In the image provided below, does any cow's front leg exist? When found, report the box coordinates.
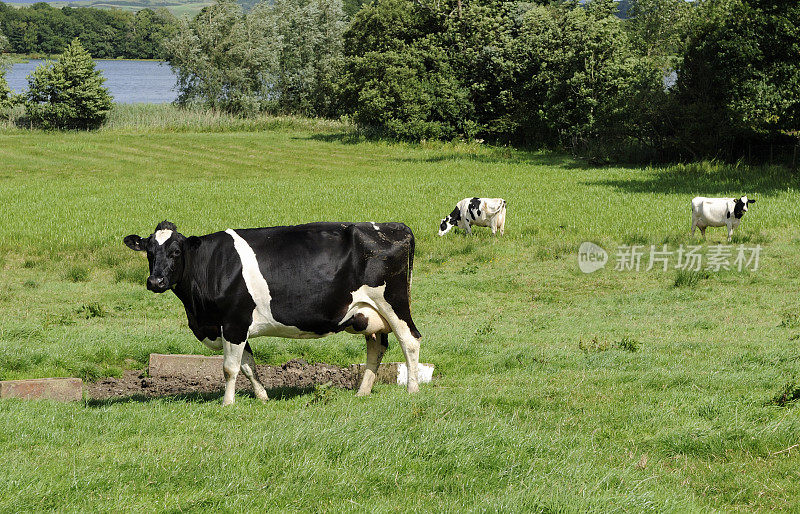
[222,339,247,406]
[727,224,734,242]
[240,342,269,402]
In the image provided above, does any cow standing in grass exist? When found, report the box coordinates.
[124,221,422,406]
[438,197,507,236]
[691,196,755,242]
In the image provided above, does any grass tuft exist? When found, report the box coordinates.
[65,265,89,282]
[767,381,800,407]
[673,269,710,288]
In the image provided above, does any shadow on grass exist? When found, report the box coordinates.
[587,162,799,196]
[85,385,319,407]
[303,132,595,169]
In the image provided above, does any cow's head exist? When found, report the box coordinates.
[438,207,461,236]
[733,196,755,219]
[124,221,197,293]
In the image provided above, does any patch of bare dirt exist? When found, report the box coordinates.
[86,359,359,401]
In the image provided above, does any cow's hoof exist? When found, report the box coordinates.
[355,390,371,397]
[222,398,235,407]
[407,384,420,394]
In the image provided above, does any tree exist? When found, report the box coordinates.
[165,0,279,115]
[673,0,800,158]
[340,0,473,140]
[25,39,113,129]
[262,0,347,117]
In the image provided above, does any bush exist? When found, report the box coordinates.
[25,39,113,130]
[341,0,475,140]
[672,0,800,159]
[0,69,11,111]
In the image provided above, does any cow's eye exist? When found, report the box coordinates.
[170,249,181,258]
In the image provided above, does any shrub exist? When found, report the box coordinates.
[25,39,113,130]
[0,69,11,111]
[341,0,474,140]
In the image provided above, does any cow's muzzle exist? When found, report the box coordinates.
[146,276,169,293]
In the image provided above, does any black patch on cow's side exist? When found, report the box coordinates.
[467,197,482,220]
[727,210,731,219]
[733,199,746,219]
[237,222,419,338]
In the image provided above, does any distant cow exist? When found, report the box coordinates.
[691,196,755,242]
[438,197,506,236]
[125,220,422,406]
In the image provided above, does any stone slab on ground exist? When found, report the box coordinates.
[149,353,224,380]
[0,378,83,402]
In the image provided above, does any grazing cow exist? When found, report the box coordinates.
[124,220,421,406]
[691,196,756,242]
[438,197,506,236]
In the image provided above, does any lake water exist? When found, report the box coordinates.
[5,59,178,104]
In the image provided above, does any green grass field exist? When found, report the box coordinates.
[1,108,800,511]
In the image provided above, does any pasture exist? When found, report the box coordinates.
[1,112,800,511]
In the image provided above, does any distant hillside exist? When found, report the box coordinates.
[4,0,212,17]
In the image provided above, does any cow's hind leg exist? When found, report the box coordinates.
[376,303,421,394]
[394,324,421,394]
[356,333,388,397]
[222,339,246,406]
[240,342,268,402]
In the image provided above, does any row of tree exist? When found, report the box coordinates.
[164,0,799,161]
[1,0,797,163]
[0,2,177,59]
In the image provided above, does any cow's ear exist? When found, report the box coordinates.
[124,235,147,251]
[186,236,202,250]
[748,199,755,204]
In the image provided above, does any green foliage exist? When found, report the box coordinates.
[673,0,800,158]
[0,67,11,111]
[342,0,648,148]
[166,0,344,117]
[165,0,277,115]
[626,0,693,63]
[0,2,178,59]
[263,0,346,117]
[25,39,113,130]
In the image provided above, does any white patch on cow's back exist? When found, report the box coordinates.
[226,229,325,339]
[371,222,380,231]
[155,229,173,245]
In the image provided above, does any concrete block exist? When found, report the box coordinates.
[0,378,83,402]
[352,362,435,385]
[149,353,223,380]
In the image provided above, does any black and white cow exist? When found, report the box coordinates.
[124,220,422,406]
[438,197,506,236]
[691,196,755,242]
